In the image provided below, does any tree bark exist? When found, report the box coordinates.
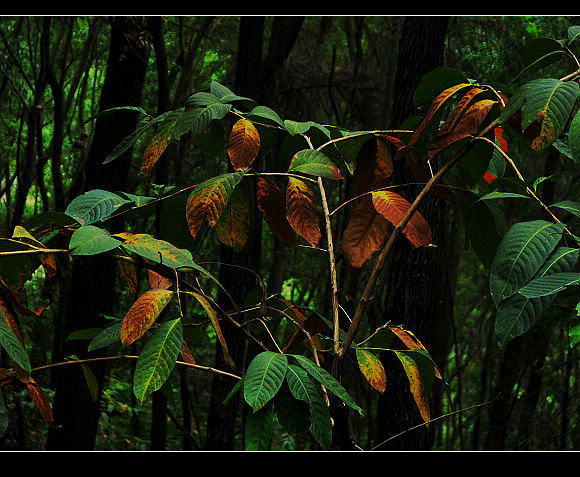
[46,17,150,450]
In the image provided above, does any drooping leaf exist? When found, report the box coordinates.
[69,225,123,256]
[290,354,363,415]
[495,246,579,347]
[274,385,311,435]
[426,99,497,161]
[133,318,183,403]
[121,288,174,346]
[118,261,138,294]
[550,200,580,219]
[244,401,274,450]
[286,177,321,247]
[490,220,565,306]
[356,349,386,393]
[121,233,195,270]
[288,149,343,180]
[285,364,332,449]
[0,308,30,375]
[371,190,433,248]
[27,378,56,428]
[186,172,245,238]
[256,177,295,246]
[394,349,436,424]
[215,187,250,252]
[227,118,261,171]
[244,351,288,412]
[191,292,234,369]
[12,226,57,277]
[247,105,285,127]
[569,109,580,164]
[88,321,123,352]
[340,197,390,269]
[140,120,175,176]
[65,189,132,225]
[353,137,393,192]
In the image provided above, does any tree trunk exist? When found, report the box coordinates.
[46,17,150,450]
[374,16,456,451]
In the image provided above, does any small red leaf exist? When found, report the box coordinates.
[286,177,321,247]
[371,190,432,248]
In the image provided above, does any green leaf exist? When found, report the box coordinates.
[519,272,580,298]
[274,385,311,435]
[247,105,285,127]
[284,119,312,136]
[568,111,580,164]
[243,351,288,412]
[551,200,580,219]
[478,192,530,201]
[495,246,579,347]
[65,189,132,225]
[285,364,332,449]
[88,322,122,352]
[244,402,274,450]
[133,318,183,403]
[520,78,579,151]
[490,220,565,306]
[0,309,31,375]
[413,66,469,107]
[567,25,580,45]
[121,233,196,270]
[289,354,363,415]
[69,225,123,256]
[288,149,344,180]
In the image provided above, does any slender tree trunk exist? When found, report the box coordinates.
[46,17,150,450]
[374,16,455,451]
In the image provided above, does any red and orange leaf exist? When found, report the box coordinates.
[227,118,260,171]
[356,349,386,393]
[118,261,138,294]
[426,99,497,161]
[394,351,430,424]
[215,187,250,252]
[179,339,196,365]
[27,378,57,428]
[141,122,174,176]
[256,177,295,246]
[390,327,441,379]
[147,269,173,290]
[340,197,390,269]
[191,292,234,369]
[438,87,486,136]
[121,288,174,346]
[286,177,321,247]
[186,173,244,239]
[407,83,473,149]
[371,190,432,248]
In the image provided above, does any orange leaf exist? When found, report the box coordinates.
[371,190,432,248]
[356,349,386,393]
[147,269,173,290]
[227,118,260,171]
[256,177,295,246]
[141,121,174,176]
[286,177,321,247]
[120,288,174,346]
[340,197,390,269]
[426,99,497,161]
[354,137,393,193]
[179,339,196,365]
[394,351,430,424]
[390,327,441,379]
[215,187,250,252]
[191,292,234,369]
[186,173,244,239]
[437,87,486,136]
[118,261,138,294]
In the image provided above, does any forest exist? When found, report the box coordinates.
[1,15,580,452]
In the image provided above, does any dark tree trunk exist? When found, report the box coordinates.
[204,16,304,450]
[46,17,150,451]
[374,16,456,451]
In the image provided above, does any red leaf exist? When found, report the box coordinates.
[147,269,173,290]
[340,197,391,269]
[121,288,174,346]
[227,118,260,171]
[27,378,57,428]
[215,187,250,252]
[354,137,393,193]
[141,122,174,176]
[118,261,138,294]
[371,190,432,248]
[256,177,295,246]
[286,177,321,247]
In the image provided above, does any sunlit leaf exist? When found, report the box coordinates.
[288,149,343,180]
[69,225,123,256]
[65,189,132,225]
